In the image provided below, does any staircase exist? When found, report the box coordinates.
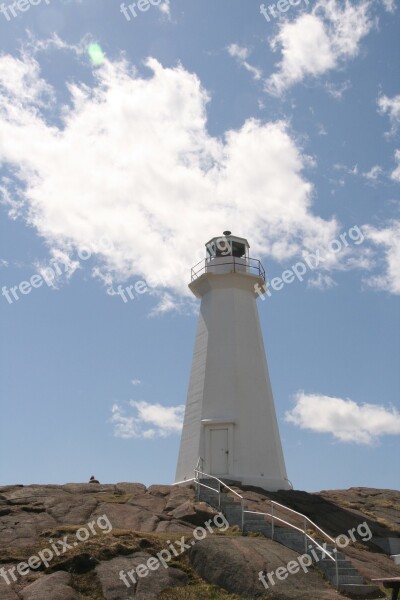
[197,477,382,599]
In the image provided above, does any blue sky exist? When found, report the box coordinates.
[0,0,399,492]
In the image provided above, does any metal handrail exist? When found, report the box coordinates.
[270,500,337,545]
[194,469,243,500]
[193,465,339,588]
[173,477,195,486]
[244,510,335,561]
[191,257,266,282]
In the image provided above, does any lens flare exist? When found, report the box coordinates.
[88,43,105,66]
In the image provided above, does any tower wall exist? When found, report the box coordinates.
[175,270,290,491]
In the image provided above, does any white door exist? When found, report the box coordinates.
[210,428,229,475]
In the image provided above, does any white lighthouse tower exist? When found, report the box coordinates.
[175,232,290,491]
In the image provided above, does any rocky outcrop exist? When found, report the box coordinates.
[190,536,350,599]
[0,482,196,599]
[95,553,188,600]
[0,482,398,599]
[20,572,79,600]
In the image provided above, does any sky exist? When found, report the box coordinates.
[0,0,399,493]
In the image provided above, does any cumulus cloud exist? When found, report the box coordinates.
[111,401,184,438]
[286,392,400,444]
[364,220,400,294]
[0,43,344,309]
[265,0,373,96]
[378,94,400,135]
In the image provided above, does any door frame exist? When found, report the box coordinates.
[202,419,235,476]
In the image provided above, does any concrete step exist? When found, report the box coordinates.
[198,479,380,598]
[199,498,219,506]
[243,514,267,523]
[198,487,219,496]
[330,575,365,585]
[225,517,242,527]
[337,583,382,597]
[321,567,359,578]
[198,488,218,496]
[243,520,270,530]
[274,529,304,537]
[220,495,237,506]
[199,496,219,505]
[198,478,220,491]
[319,559,354,570]
[310,546,346,560]
[221,503,241,511]
[243,525,272,536]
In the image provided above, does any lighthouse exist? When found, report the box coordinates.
[175,232,290,491]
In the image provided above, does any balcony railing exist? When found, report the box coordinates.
[191,257,266,282]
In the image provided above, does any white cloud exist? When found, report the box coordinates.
[158,0,171,19]
[307,273,337,290]
[286,392,400,444]
[391,149,400,182]
[131,379,141,385]
[265,0,373,96]
[362,165,383,181]
[227,44,262,80]
[334,163,359,176]
[0,259,9,268]
[381,0,396,12]
[0,43,344,310]
[324,80,352,100]
[111,401,184,439]
[378,94,400,135]
[364,220,400,294]
[33,250,81,290]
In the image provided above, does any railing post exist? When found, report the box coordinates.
[195,470,199,501]
[335,546,339,589]
[241,499,244,533]
[218,480,221,511]
[271,503,274,540]
[304,519,308,553]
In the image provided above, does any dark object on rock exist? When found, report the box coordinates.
[50,552,99,574]
[89,476,100,484]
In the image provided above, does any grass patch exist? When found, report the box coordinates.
[157,583,244,599]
